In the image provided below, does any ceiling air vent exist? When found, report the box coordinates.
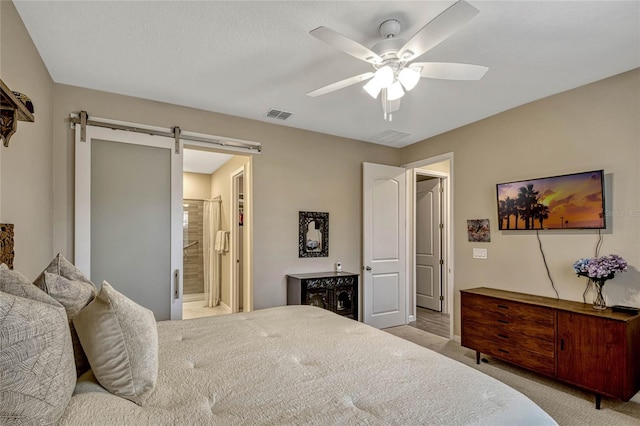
[264,109,292,120]
[369,130,410,145]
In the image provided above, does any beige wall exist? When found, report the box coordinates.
[10,0,637,322]
[51,84,400,310]
[0,1,54,278]
[417,160,450,174]
[210,155,249,306]
[401,69,640,336]
[183,172,212,200]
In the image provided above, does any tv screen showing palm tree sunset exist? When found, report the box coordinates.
[497,170,605,230]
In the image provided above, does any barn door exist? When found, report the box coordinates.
[75,125,183,320]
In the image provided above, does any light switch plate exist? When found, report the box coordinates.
[473,248,488,259]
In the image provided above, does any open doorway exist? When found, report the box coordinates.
[182,147,252,319]
[415,174,443,311]
[230,167,244,313]
[404,154,453,339]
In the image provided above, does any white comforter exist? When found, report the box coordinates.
[61,305,556,425]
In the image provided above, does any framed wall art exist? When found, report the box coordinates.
[467,219,491,242]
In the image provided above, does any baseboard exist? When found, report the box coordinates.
[453,334,461,343]
[183,293,204,303]
[220,301,231,311]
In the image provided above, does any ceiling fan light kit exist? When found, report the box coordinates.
[398,67,421,91]
[307,0,487,121]
[387,81,404,101]
[363,66,394,99]
[363,79,382,99]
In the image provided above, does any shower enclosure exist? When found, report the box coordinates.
[183,199,204,301]
[182,197,222,307]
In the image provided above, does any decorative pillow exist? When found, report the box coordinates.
[73,281,158,405]
[0,266,76,425]
[34,253,95,288]
[73,370,111,396]
[34,254,96,377]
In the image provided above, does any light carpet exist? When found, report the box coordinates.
[384,325,640,426]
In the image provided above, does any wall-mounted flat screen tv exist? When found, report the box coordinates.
[496,170,605,230]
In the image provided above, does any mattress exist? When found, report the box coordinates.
[60,305,557,425]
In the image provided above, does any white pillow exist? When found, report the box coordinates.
[33,253,97,377]
[34,263,96,377]
[0,265,76,424]
[73,281,158,405]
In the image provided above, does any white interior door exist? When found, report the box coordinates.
[363,162,406,329]
[416,178,442,311]
[75,125,183,320]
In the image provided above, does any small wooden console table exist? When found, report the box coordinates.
[287,272,358,320]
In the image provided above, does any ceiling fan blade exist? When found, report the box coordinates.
[397,1,479,62]
[310,26,383,64]
[306,72,375,97]
[412,62,488,80]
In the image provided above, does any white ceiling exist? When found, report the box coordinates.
[183,149,232,174]
[14,1,640,148]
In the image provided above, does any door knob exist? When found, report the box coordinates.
[365,266,372,271]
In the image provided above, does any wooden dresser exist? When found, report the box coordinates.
[287,272,358,320]
[461,287,640,409]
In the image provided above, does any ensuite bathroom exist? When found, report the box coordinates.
[182,148,249,319]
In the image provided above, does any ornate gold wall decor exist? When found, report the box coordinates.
[0,224,15,269]
[0,78,35,147]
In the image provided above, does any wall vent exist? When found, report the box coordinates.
[264,109,293,120]
[369,129,410,145]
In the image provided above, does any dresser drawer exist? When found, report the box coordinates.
[463,332,556,377]
[463,321,554,358]
[462,307,555,341]
[462,293,554,326]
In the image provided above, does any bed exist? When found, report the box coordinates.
[60,305,556,425]
[1,255,555,425]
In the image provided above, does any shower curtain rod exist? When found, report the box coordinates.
[70,111,262,155]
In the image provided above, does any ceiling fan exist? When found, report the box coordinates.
[306,0,488,121]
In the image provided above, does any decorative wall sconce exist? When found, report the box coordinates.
[0,224,15,269]
[0,78,35,147]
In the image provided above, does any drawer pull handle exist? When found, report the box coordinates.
[498,334,509,339]
[498,348,509,354]
[497,304,509,309]
[560,338,564,351]
[497,319,509,324]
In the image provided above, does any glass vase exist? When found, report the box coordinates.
[592,280,607,310]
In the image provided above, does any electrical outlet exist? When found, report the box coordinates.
[473,248,488,259]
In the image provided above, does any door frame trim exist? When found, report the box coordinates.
[230,166,244,313]
[403,153,454,339]
[228,160,254,313]
[414,174,444,312]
